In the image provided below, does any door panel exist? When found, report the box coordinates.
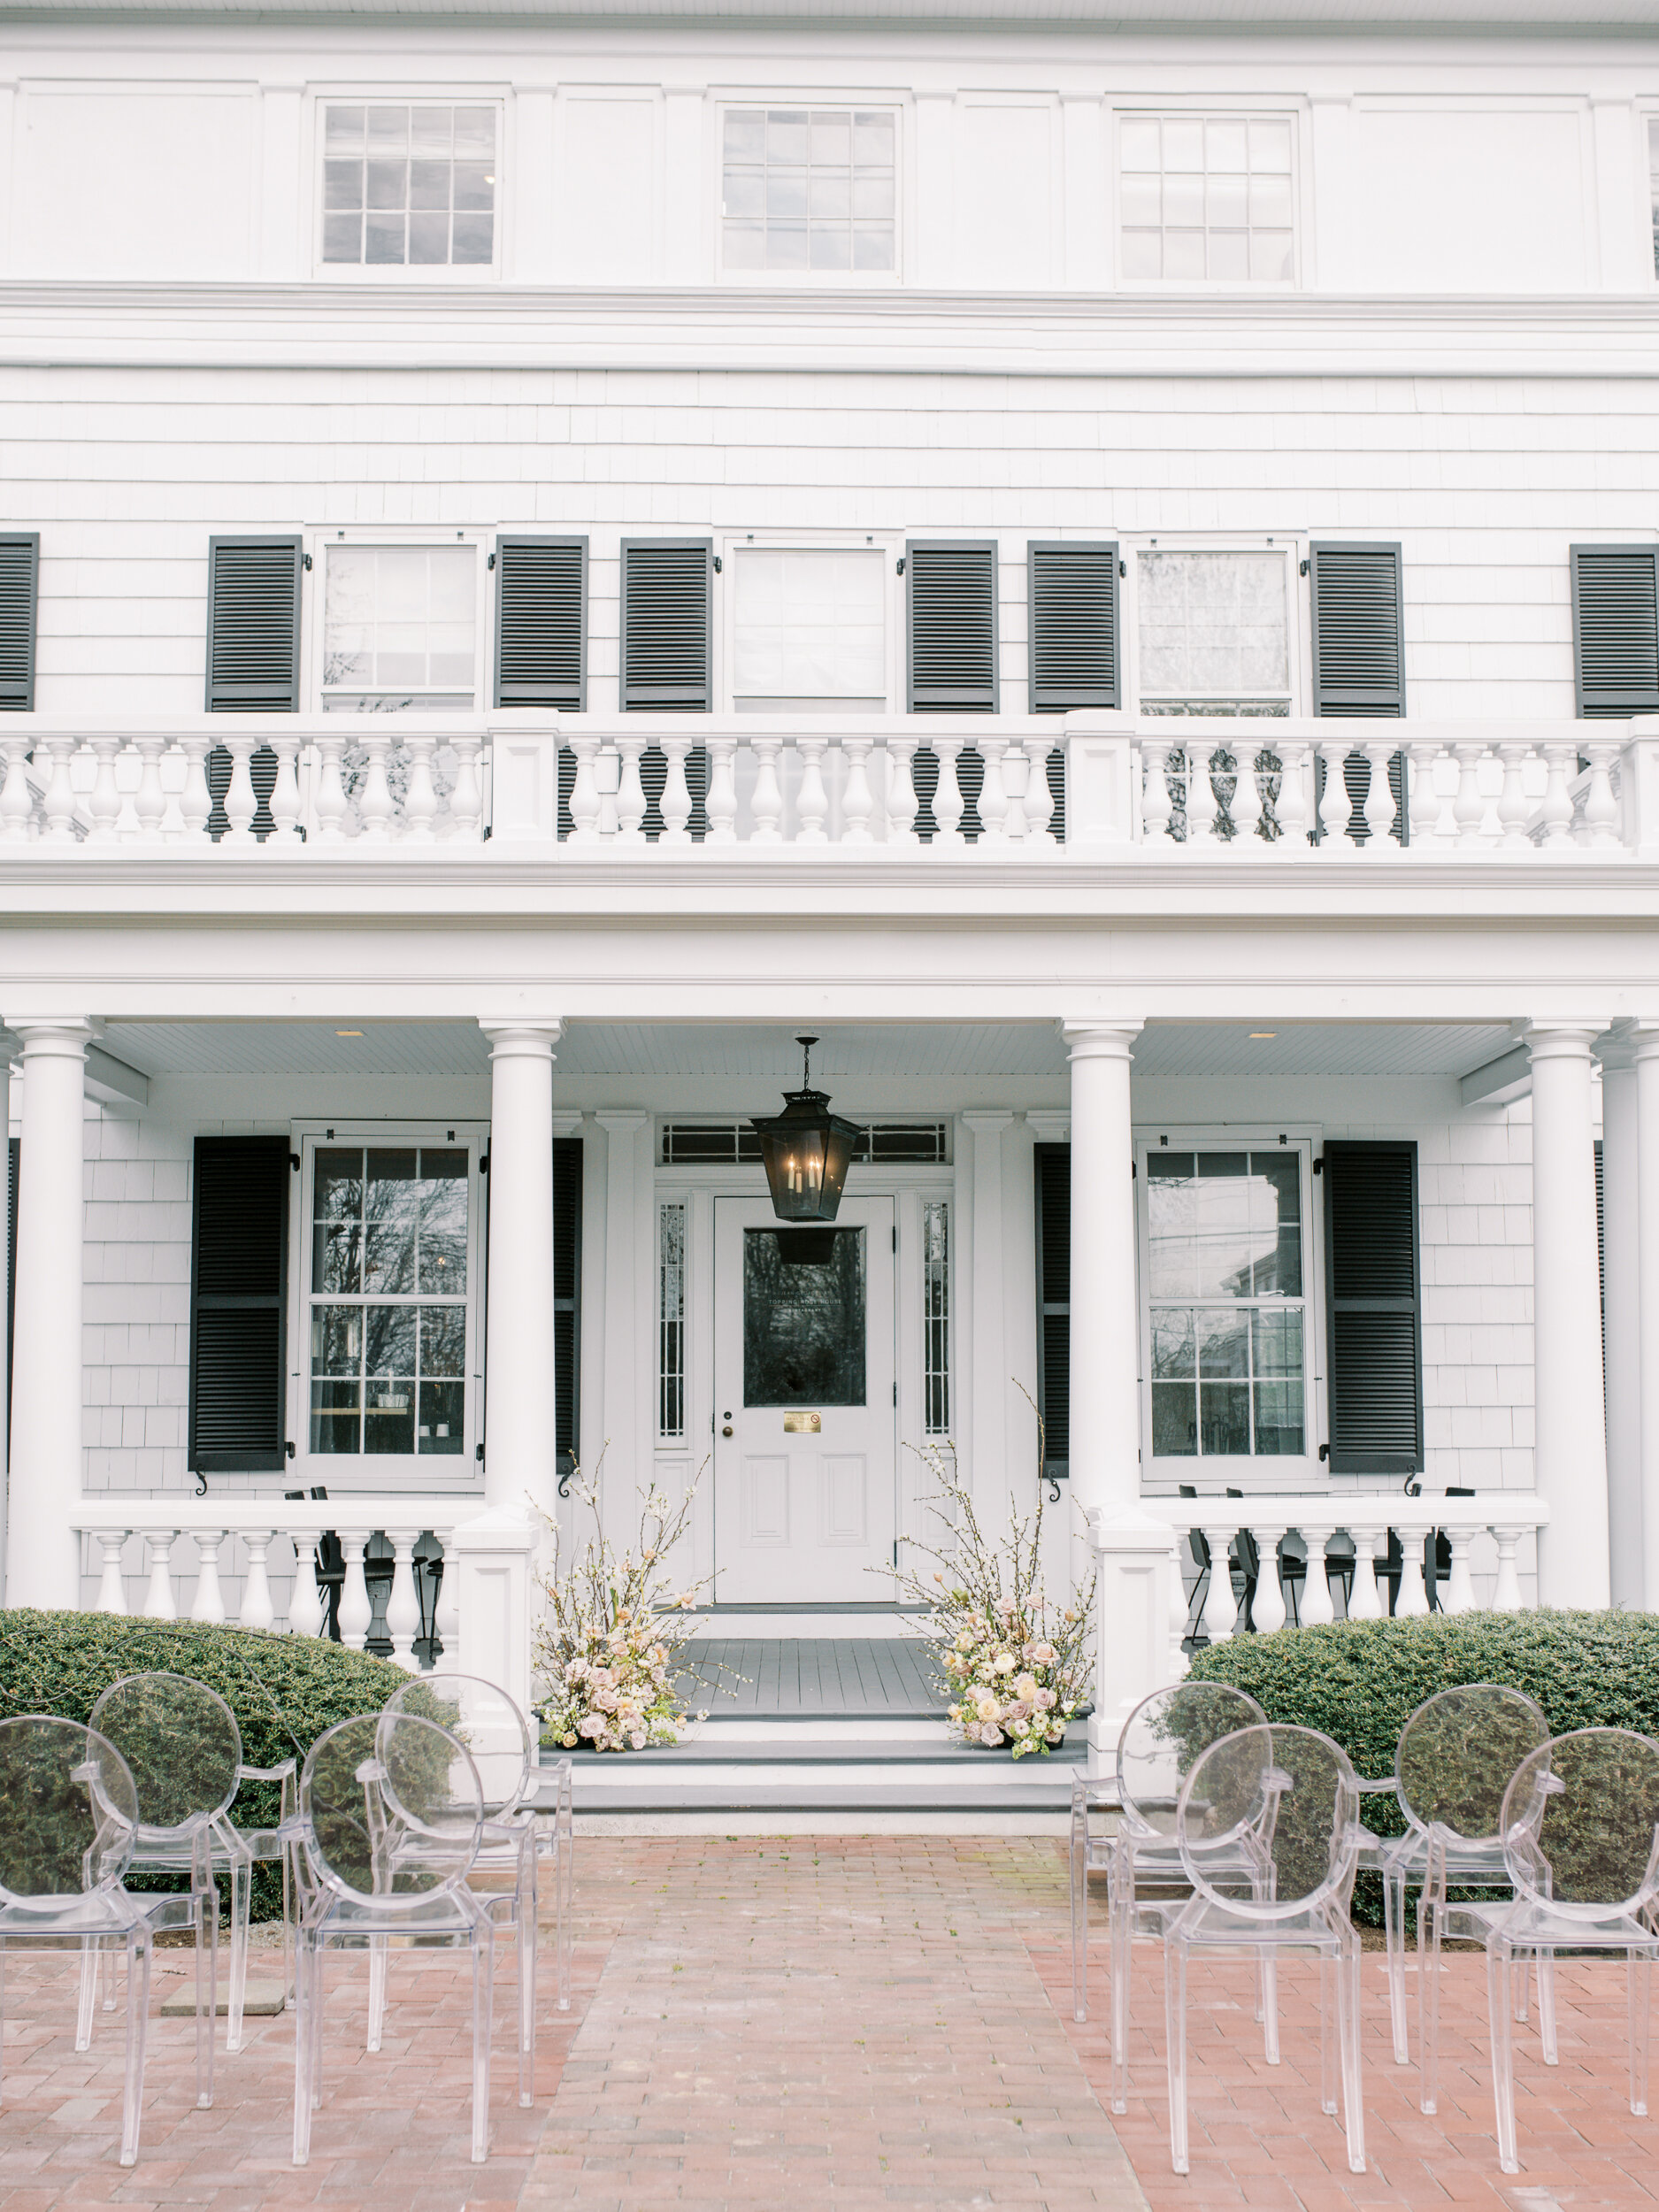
[714,1194,895,1604]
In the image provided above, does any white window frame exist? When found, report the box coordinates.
[1110,101,1306,293]
[305,525,493,714]
[1134,1126,1325,1496]
[1640,105,1659,291]
[1121,534,1308,718]
[308,88,509,281]
[288,1121,488,1495]
[716,528,904,714]
[713,96,906,287]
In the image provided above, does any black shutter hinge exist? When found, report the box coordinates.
[286,1440,296,1459]
[488,552,496,571]
[895,556,906,575]
[1131,1158,1137,1179]
[1299,558,1310,577]
[302,554,313,572]
[479,1154,489,1174]
[1319,1442,1330,1462]
[711,555,722,573]
[290,1152,301,1171]
[475,1441,485,1463]
[1313,1156,1324,1175]
[1118,558,1126,579]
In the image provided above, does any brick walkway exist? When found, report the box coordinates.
[0,1839,1653,2210]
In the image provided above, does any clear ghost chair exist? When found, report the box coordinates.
[294,1709,495,2166]
[382,1671,574,2108]
[1425,1726,1659,2174]
[1352,1681,1551,2072]
[1161,1723,1368,2177]
[89,1670,299,2053]
[1071,1679,1267,2112]
[0,1717,163,2165]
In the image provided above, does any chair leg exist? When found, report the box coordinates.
[1487,1938,1519,2176]
[119,1932,150,2169]
[1337,1932,1366,2176]
[75,1936,99,2053]
[1109,1871,1132,2116]
[1631,1949,1652,2119]
[227,1850,251,2055]
[1383,1868,1409,2064]
[1319,1952,1337,2116]
[291,1937,313,2167]
[1164,1936,1189,2175]
[1537,1947,1559,2065]
[310,1938,326,2112]
[1071,1807,1088,2023]
[1418,1889,1444,2116]
[101,1932,119,2014]
[366,1934,388,2055]
[192,1887,217,2110]
[518,1851,537,2110]
[1260,1947,1280,2067]
[472,1932,495,2164]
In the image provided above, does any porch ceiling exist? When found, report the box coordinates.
[96,1018,1519,1084]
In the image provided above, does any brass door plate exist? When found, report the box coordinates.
[783,1411,822,1433]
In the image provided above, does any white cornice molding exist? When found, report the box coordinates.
[4,1,1659,23]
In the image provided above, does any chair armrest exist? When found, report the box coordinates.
[1356,1778,1397,1796]
[239,1760,297,1784]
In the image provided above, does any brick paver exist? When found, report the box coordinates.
[0,1839,1654,2211]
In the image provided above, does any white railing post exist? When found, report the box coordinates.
[794,734,830,845]
[335,1532,373,1650]
[384,1530,423,1670]
[190,1532,227,1624]
[1345,1533,1386,1620]
[565,732,602,844]
[239,1531,276,1632]
[748,734,784,843]
[615,733,648,841]
[1298,1525,1336,1624]
[1407,740,1444,849]
[1442,1527,1478,1616]
[288,1535,326,1639]
[86,736,122,844]
[142,1531,179,1619]
[267,733,303,841]
[434,1528,460,1664]
[1491,1526,1526,1612]
[841,733,876,846]
[1229,741,1263,847]
[659,735,694,844]
[0,731,35,840]
[885,733,918,847]
[1362,740,1396,850]
[978,738,1011,844]
[356,733,396,841]
[1200,1524,1237,1641]
[178,734,212,842]
[932,738,965,847]
[132,735,169,844]
[1274,736,1310,847]
[402,732,440,843]
[1250,1523,1288,1632]
[1141,735,1173,845]
[1537,743,1578,848]
[1317,741,1351,849]
[1021,733,1055,841]
[704,733,740,845]
[1184,741,1219,846]
[312,731,349,841]
[42,733,79,844]
[1394,1532,1432,1617]
[1583,738,1622,849]
[93,1531,130,1615]
[221,736,259,846]
[1495,741,1532,849]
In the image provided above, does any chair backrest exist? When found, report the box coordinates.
[383,1672,536,1822]
[89,1670,243,1841]
[300,1711,483,1910]
[1178,1722,1363,1917]
[1394,1681,1550,1846]
[1501,1727,1659,1922]
[1117,1680,1268,1839]
[0,1717,140,1906]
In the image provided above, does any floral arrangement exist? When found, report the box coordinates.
[891,1422,1096,1760]
[532,1470,710,1754]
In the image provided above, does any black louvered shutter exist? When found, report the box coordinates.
[495,535,587,710]
[1028,541,1118,713]
[907,541,997,712]
[188,1136,288,1475]
[1323,1141,1423,1477]
[555,1135,582,1476]
[621,539,711,711]
[0,536,40,710]
[205,537,303,711]
[1033,1144,1070,1479]
[1310,543,1404,716]
[1571,546,1659,718]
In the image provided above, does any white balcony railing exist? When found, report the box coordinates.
[4,710,1658,861]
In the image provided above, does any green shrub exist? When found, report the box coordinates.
[1187,1610,1659,1921]
[0,1609,410,1919]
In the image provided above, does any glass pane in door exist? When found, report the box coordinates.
[743,1227,866,1405]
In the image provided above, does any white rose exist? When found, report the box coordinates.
[629,1731,647,1750]
[1013,1672,1038,1703]
[993,1653,1016,1676]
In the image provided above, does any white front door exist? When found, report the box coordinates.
[712,1194,896,1605]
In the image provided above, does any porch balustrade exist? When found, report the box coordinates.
[3,711,1656,859]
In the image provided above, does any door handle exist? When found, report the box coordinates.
[721,1425,733,1438]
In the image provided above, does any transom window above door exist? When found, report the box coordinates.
[731,546,889,711]
[321,543,478,711]
[1135,549,1294,716]
[721,108,897,274]
[1142,1146,1310,1468]
[321,104,497,268]
[1118,113,1295,284]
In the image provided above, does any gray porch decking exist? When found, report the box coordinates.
[673,1637,946,1721]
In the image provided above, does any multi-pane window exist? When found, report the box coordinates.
[321,544,478,711]
[1650,119,1659,280]
[1136,550,1292,717]
[310,1146,472,1458]
[722,108,896,273]
[1146,1149,1306,1462]
[1118,115,1294,284]
[322,104,496,268]
[658,1202,687,1440]
[922,1200,950,1436]
[732,549,887,711]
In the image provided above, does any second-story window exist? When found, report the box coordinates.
[1135,549,1294,716]
[1118,114,1294,284]
[1650,119,1659,279]
[321,543,478,711]
[322,104,496,268]
[722,108,895,274]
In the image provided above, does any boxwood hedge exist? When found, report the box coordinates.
[0,1609,410,1919]
[1186,1610,1659,1920]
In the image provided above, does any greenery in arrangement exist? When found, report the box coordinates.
[892,1432,1096,1758]
[0,1609,409,1917]
[533,1471,710,1753]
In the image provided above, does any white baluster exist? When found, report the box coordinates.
[1272,736,1310,848]
[357,733,395,841]
[402,732,439,843]
[1496,741,1533,850]
[1229,741,1263,847]
[1491,1525,1525,1613]
[593,745,620,837]
[1000,738,1031,841]
[748,734,784,844]
[616,733,649,841]
[1583,738,1623,849]
[931,739,965,848]
[1442,1528,1477,1617]
[312,731,348,841]
[267,733,303,841]
[142,1531,178,1619]
[659,735,694,844]
[1298,1526,1336,1626]
[1406,740,1445,849]
[433,1529,459,1665]
[1141,737,1173,846]
[221,736,258,846]
[93,1531,130,1616]
[841,734,875,846]
[1363,740,1397,850]
[564,733,601,844]
[447,734,484,841]
[1251,1525,1288,1632]
[795,734,830,845]
[1200,1525,1237,1642]
[179,735,212,843]
[0,731,36,840]
[86,736,122,843]
[132,735,168,844]
[1317,740,1352,849]
[239,1531,276,1632]
[385,1531,422,1671]
[977,738,1010,844]
[1344,1531,1386,1621]
[1022,734,1056,842]
[1537,743,1577,849]
[288,1535,326,1639]
[1395,1531,1432,1617]
[1184,741,1219,847]
[884,734,918,847]
[335,1531,373,1650]
[704,733,739,844]
[42,733,80,845]
[1452,741,1491,849]
[191,1531,228,1624]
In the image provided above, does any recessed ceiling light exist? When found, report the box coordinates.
[335,1028,364,1038]
[1249,1032,1277,1041]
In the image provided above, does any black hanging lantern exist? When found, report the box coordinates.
[749,1035,861,1225]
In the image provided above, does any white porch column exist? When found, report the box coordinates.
[480,1021,562,1527]
[4,1018,92,1609]
[1633,1028,1659,1609]
[961,1111,1012,1491]
[1599,1036,1643,1609]
[1526,1022,1611,1608]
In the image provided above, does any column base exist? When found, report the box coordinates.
[1087,1502,1186,1768]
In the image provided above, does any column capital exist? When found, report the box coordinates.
[550,1109,584,1138]
[1025,1110,1071,1143]
[479,1018,562,1060]
[4,1016,95,1057]
[1525,1020,1609,1064]
[1600,1018,1659,1071]
[595,1109,649,1134]
[1061,1020,1144,1063]
[959,1109,1015,1134]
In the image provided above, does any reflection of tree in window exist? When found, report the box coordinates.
[743,1228,866,1407]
